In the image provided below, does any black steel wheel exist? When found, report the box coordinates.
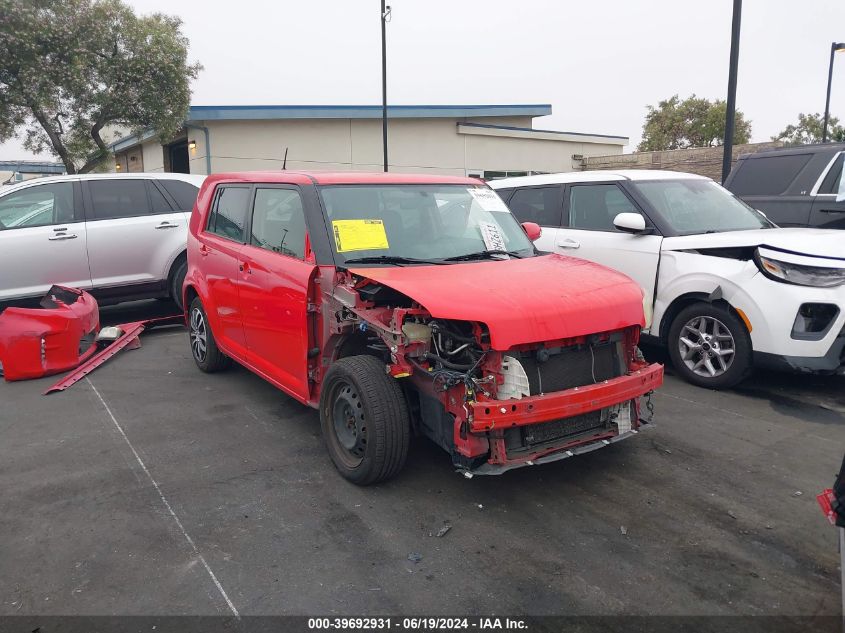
[320,355,410,485]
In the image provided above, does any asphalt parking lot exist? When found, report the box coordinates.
[1,300,843,618]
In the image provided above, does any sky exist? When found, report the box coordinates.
[3,0,845,161]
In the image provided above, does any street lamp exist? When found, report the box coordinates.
[721,0,742,184]
[381,1,391,172]
[822,42,845,143]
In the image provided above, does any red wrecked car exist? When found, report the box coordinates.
[183,172,663,484]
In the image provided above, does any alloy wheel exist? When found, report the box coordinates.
[190,307,207,363]
[678,315,736,378]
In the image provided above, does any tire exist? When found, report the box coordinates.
[667,302,752,389]
[188,297,231,373]
[320,355,410,485]
[170,258,188,311]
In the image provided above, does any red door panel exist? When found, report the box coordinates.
[239,244,315,401]
[199,234,247,355]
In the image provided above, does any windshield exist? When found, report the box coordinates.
[631,179,774,235]
[318,184,535,264]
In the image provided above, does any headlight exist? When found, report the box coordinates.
[757,249,845,288]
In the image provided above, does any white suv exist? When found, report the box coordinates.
[0,173,205,308]
[491,170,845,389]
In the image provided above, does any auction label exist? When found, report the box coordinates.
[307,616,528,630]
[468,187,509,212]
[332,219,390,252]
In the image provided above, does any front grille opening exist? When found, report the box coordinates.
[503,403,632,454]
[79,330,97,356]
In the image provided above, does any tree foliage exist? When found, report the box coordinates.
[772,112,845,145]
[637,94,752,152]
[0,0,201,173]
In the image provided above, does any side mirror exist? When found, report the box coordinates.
[521,221,542,241]
[613,212,647,234]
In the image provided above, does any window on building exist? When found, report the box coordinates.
[508,186,563,227]
[568,184,640,231]
[207,186,250,242]
[483,170,529,181]
[250,188,307,259]
[88,180,150,220]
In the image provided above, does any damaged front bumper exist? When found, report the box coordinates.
[464,363,664,475]
[0,286,99,381]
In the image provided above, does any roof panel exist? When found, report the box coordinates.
[187,104,552,121]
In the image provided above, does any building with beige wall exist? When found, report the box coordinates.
[110,104,627,179]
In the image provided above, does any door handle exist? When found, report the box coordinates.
[556,238,581,249]
[819,209,845,214]
[239,263,253,274]
[199,245,210,257]
[155,222,180,229]
[48,234,78,241]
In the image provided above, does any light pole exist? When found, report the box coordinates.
[822,42,845,143]
[721,0,742,184]
[381,1,391,172]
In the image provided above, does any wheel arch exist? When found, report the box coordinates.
[658,292,751,346]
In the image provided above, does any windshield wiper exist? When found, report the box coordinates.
[442,249,525,262]
[341,255,446,266]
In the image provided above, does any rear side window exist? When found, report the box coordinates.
[88,180,150,220]
[148,182,173,214]
[508,186,563,227]
[729,154,812,196]
[250,188,307,259]
[817,153,844,194]
[568,184,639,231]
[0,182,76,229]
[160,180,200,211]
[207,186,249,242]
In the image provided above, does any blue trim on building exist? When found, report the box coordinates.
[186,103,552,121]
[458,122,628,141]
[0,161,65,174]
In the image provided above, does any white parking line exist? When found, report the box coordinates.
[86,378,240,618]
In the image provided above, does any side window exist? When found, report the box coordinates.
[568,184,639,232]
[88,180,150,220]
[160,180,201,211]
[508,186,562,227]
[729,154,812,196]
[0,182,75,229]
[207,186,249,242]
[250,188,307,259]
[147,182,174,214]
[818,153,844,195]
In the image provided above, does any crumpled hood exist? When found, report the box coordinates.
[663,228,845,260]
[349,253,645,349]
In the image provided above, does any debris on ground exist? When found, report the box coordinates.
[620,526,628,535]
[727,510,737,519]
[792,491,803,497]
[407,552,422,563]
[435,525,452,538]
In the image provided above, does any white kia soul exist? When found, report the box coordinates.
[0,173,205,309]
[492,170,845,389]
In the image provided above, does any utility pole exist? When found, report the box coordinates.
[823,42,845,143]
[721,0,742,184]
[381,1,390,172]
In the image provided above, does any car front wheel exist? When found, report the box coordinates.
[667,302,752,389]
[320,355,410,485]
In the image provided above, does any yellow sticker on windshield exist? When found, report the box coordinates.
[332,219,390,253]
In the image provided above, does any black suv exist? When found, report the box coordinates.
[724,143,845,229]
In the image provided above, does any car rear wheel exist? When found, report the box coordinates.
[667,302,752,389]
[320,355,410,485]
[189,297,231,373]
[170,258,188,311]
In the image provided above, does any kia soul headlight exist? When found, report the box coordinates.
[756,248,845,288]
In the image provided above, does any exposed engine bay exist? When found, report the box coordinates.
[313,269,663,475]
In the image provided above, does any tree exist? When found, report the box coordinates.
[772,112,845,145]
[0,0,201,173]
[637,94,752,152]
